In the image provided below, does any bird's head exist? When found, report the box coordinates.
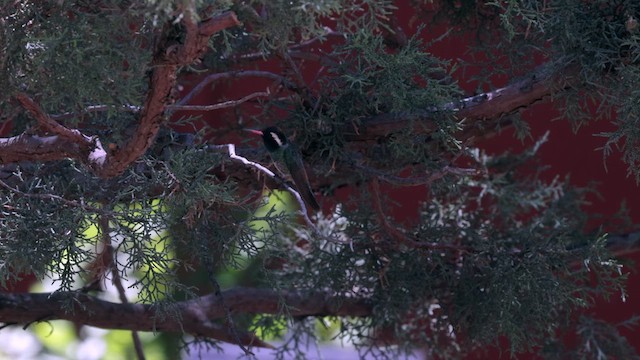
[246,126,288,152]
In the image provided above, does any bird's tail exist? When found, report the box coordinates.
[300,184,320,211]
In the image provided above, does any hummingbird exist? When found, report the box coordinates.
[246,126,320,210]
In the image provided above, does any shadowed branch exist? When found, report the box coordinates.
[0,288,371,347]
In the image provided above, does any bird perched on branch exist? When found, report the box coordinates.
[246,126,320,210]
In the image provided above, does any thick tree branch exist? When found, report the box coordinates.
[11,94,108,167]
[15,93,92,145]
[0,134,89,164]
[0,288,371,346]
[0,11,240,177]
[97,10,240,178]
[348,62,573,141]
[1,53,573,184]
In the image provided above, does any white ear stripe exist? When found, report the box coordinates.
[270,132,284,147]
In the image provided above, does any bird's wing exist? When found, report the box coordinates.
[285,146,320,210]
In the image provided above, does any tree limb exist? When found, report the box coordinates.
[348,62,574,141]
[97,10,240,177]
[11,94,108,167]
[0,134,89,164]
[176,70,295,108]
[14,93,92,145]
[209,143,317,228]
[171,91,271,111]
[0,54,574,182]
[0,11,241,177]
[0,288,371,347]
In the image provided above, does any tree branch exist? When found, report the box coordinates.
[0,178,111,216]
[176,70,296,108]
[348,62,574,141]
[0,56,575,184]
[14,93,91,145]
[171,91,271,111]
[11,94,108,167]
[354,161,478,186]
[369,177,470,252]
[209,143,317,228]
[99,212,146,360]
[0,11,240,177]
[0,134,89,164]
[97,10,240,177]
[0,288,371,346]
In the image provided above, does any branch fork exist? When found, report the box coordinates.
[1,11,240,178]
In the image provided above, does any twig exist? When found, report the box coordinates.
[279,51,316,108]
[290,27,344,49]
[99,212,146,360]
[201,251,254,356]
[0,178,113,216]
[176,70,294,108]
[170,91,270,111]
[208,144,316,229]
[281,51,307,92]
[369,177,470,252]
[354,163,478,186]
[51,104,141,121]
[49,89,270,120]
[219,27,343,62]
[0,322,17,331]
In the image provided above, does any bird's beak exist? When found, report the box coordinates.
[244,129,263,136]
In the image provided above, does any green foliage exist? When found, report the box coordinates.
[541,316,640,360]
[0,164,94,289]
[488,0,640,177]
[597,64,640,181]
[0,1,637,359]
[241,0,397,50]
[2,1,152,120]
[292,29,462,172]
[334,30,458,114]
[235,143,625,357]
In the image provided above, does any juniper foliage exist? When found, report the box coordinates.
[0,1,638,359]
